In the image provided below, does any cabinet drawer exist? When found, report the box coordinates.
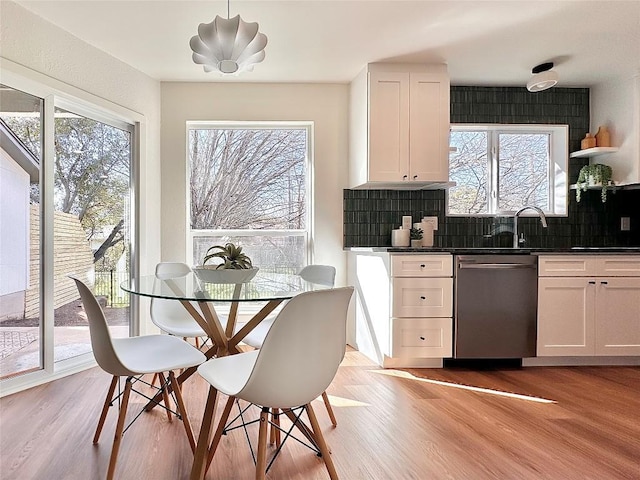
[391,254,453,277]
[392,277,452,317]
[538,256,597,277]
[597,256,640,276]
[390,317,452,358]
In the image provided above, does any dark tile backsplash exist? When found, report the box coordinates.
[344,86,640,248]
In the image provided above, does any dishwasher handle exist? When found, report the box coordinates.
[458,262,537,269]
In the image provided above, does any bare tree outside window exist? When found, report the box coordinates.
[189,126,309,272]
[448,125,566,216]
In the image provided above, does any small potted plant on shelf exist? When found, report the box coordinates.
[194,242,258,283]
[410,227,424,248]
[575,163,613,203]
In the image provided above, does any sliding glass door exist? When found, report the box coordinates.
[0,79,136,383]
[52,106,133,363]
[0,84,43,378]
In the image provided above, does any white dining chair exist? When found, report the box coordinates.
[72,277,207,480]
[151,262,207,345]
[194,286,354,480]
[240,265,340,426]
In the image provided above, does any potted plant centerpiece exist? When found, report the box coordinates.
[410,227,424,248]
[193,242,259,283]
[575,163,613,203]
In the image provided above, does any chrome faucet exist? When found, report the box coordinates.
[513,206,548,248]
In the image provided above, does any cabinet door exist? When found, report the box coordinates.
[595,278,640,355]
[409,73,449,182]
[390,317,452,358]
[368,71,409,181]
[537,277,596,356]
[392,277,452,318]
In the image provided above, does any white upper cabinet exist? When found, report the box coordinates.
[349,63,451,189]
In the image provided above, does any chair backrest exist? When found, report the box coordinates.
[298,264,336,287]
[72,277,132,376]
[238,286,354,409]
[150,262,192,328]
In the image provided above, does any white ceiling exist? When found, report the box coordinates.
[15,0,640,87]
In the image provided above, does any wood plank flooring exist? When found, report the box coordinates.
[1,351,639,479]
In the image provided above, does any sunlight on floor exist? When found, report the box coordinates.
[372,369,556,404]
[321,394,371,408]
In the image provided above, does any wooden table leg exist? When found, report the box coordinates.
[190,386,218,480]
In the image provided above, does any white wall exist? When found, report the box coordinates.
[160,82,350,285]
[0,149,29,295]
[591,73,640,185]
[1,0,162,341]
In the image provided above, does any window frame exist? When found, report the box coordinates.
[186,121,314,268]
[447,123,568,217]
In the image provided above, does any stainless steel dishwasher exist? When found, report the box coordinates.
[454,255,537,359]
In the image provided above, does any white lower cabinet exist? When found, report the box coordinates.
[537,255,640,356]
[351,252,453,367]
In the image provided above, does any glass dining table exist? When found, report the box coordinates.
[122,269,329,478]
[121,269,324,386]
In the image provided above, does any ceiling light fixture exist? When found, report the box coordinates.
[189,0,267,75]
[526,62,559,92]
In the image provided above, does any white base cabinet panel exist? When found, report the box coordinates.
[390,317,452,358]
[537,255,640,357]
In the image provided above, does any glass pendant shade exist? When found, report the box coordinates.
[190,14,267,74]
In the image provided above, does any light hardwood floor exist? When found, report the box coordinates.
[1,351,639,480]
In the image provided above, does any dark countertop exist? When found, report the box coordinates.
[346,246,640,254]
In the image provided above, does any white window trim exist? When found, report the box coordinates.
[448,123,568,217]
[185,121,314,267]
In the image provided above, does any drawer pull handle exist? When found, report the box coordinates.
[588,281,596,284]
[601,281,608,285]
[420,296,426,300]
[420,264,425,268]
[419,336,425,341]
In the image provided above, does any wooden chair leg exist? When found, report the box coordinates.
[321,391,338,427]
[269,408,281,447]
[306,402,338,480]
[106,377,132,480]
[94,376,118,444]
[195,337,200,349]
[205,396,236,472]
[158,372,172,422]
[256,407,269,480]
[169,371,195,452]
[150,372,158,387]
[190,386,218,480]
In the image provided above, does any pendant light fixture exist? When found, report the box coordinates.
[189,0,268,75]
[526,62,559,92]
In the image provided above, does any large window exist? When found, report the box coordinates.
[448,124,568,215]
[188,123,311,274]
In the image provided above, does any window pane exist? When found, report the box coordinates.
[498,133,550,212]
[54,107,131,363]
[193,235,306,274]
[189,129,307,230]
[0,85,43,378]
[448,131,488,214]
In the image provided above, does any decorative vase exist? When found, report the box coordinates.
[595,126,610,147]
[581,133,596,150]
[411,239,422,248]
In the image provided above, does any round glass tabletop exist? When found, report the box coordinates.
[121,270,323,302]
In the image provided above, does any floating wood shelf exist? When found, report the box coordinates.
[570,147,619,158]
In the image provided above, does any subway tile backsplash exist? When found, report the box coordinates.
[344,86,640,248]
